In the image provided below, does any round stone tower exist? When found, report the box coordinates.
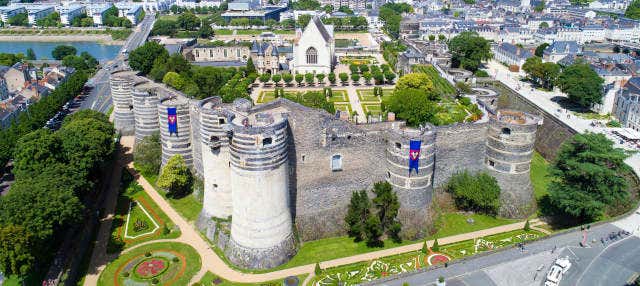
[485,109,540,218]
[109,69,137,135]
[157,96,193,168]
[385,124,436,238]
[132,81,160,142]
[198,97,236,221]
[225,99,296,269]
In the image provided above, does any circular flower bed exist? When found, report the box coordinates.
[134,257,169,279]
[426,253,450,266]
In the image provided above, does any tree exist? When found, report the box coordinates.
[292,0,321,10]
[372,181,401,241]
[364,214,383,246]
[156,155,194,198]
[12,129,66,180]
[363,72,372,84]
[295,73,304,86]
[448,31,492,72]
[297,14,312,28]
[345,190,371,241]
[421,241,428,253]
[8,12,28,26]
[199,19,213,38]
[534,43,549,57]
[534,0,545,12]
[282,73,293,85]
[316,73,325,84]
[272,74,282,84]
[314,262,322,275]
[328,72,336,84]
[395,73,435,95]
[438,34,446,42]
[177,12,200,30]
[339,72,349,84]
[0,225,34,276]
[246,57,256,75]
[351,73,360,83]
[428,34,436,41]
[548,133,629,221]
[625,0,640,19]
[259,73,271,84]
[129,41,169,74]
[384,72,396,83]
[152,19,178,36]
[134,133,162,176]
[524,219,531,231]
[446,171,501,215]
[556,62,604,108]
[305,73,315,85]
[432,238,440,251]
[323,4,333,13]
[338,5,354,14]
[52,45,77,60]
[388,88,438,126]
[58,114,115,174]
[25,48,35,60]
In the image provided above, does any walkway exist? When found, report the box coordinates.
[91,140,547,284]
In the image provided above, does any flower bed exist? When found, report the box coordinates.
[134,257,169,279]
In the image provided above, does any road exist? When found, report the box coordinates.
[79,14,155,114]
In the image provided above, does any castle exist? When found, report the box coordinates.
[110,68,541,269]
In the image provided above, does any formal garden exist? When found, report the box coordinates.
[107,170,181,253]
[312,229,545,286]
[257,89,352,115]
[197,272,308,286]
[98,242,201,286]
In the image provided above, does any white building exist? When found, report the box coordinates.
[0,6,26,23]
[57,4,86,26]
[87,4,112,26]
[292,16,335,74]
[25,5,55,25]
[175,0,223,8]
[114,3,143,25]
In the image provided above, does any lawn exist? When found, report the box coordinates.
[199,272,308,285]
[530,151,552,200]
[412,65,456,96]
[125,200,159,238]
[107,170,180,253]
[236,29,263,35]
[326,90,349,103]
[362,103,382,116]
[214,29,233,35]
[431,213,517,239]
[98,242,201,286]
[333,103,352,114]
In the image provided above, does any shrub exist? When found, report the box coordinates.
[145,252,152,257]
[524,219,531,231]
[172,256,180,262]
[421,241,428,253]
[474,70,489,77]
[403,283,410,286]
[438,276,445,283]
[432,238,440,251]
[152,278,159,284]
[446,171,501,215]
[314,262,322,275]
[123,271,130,277]
[163,223,171,235]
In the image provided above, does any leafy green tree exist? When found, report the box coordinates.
[297,14,312,28]
[129,41,169,74]
[556,62,604,108]
[395,73,435,96]
[534,43,549,57]
[323,4,333,13]
[626,0,640,19]
[163,71,187,90]
[8,12,28,26]
[350,73,360,83]
[524,219,531,231]
[372,181,401,241]
[388,88,438,126]
[177,12,200,30]
[345,190,371,241]
[339,72,349,84]
[36,11,60,27]
[534,0,545,12]
[259,73,271,84]
[52,45,77,60]
[199,19,213,38]
[157,155,194,198]
[305,73,315,85]
[0,53,24,66]
[384,71,396,83]
[328,72,336,84]
[314,262,322,275]
[271,74,282,84]
[12,129,66,180]
[448,31,492,72]
[282,73,293,85]
[379,3,412,38]
[292,0,321,10]
[58,114,115,174]
[151,19,178,36]
[316,73,325,84]
[548,133,629,221]
[0,225,34,276]
[134,132,162,176]
[421,241,428,253]
[25,48,35,60]
[363,72,372,84]
[295,73,304,86]
[245,57,256,75]
[446,171,501,215]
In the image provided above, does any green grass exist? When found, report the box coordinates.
[572,111,611,120]
[236,29,263,35]
[3,276,21,286]
[107,171,180,253]
[199,272,308,285]
[531,151,551,200]
[431,213,517,239]
[362,103,382,115]
[98,242,201,286]
[412,65,456,95]
[440,229,544,259]
[326,90,349,102]
[165,194,202,222]
[125,201,158,237]
[214,29,233,35]
[333,103,352,113]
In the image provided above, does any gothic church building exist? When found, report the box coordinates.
[292,16,335,74]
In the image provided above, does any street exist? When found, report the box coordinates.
[79,14,155,114]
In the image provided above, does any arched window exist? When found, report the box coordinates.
[306,47,318,64]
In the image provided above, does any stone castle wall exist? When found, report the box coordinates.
[433,123,489,188]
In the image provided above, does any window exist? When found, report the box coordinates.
[209,49,213,57]
[196,50,199,57]
[306,47,318,64]
[395,142,401,149]
[262,137,272,145]
[224,49,227,57]
[387,171,391,178]
[301,155,306,162]
[219,118,225,124]
[501,127,511,135]
[489,160,495,167]
[331,154,342,171]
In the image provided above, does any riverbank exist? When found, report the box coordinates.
[0,34,124,45]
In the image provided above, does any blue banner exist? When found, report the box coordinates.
[167,107,177,135]
[409,140,421,175]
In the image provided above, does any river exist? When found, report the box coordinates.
[0,41,122,61]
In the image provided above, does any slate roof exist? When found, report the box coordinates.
[543,41,582,56]
[312,16,332,43]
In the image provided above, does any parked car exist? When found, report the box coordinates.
[555,257,571,273]
[546,265,563,284]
